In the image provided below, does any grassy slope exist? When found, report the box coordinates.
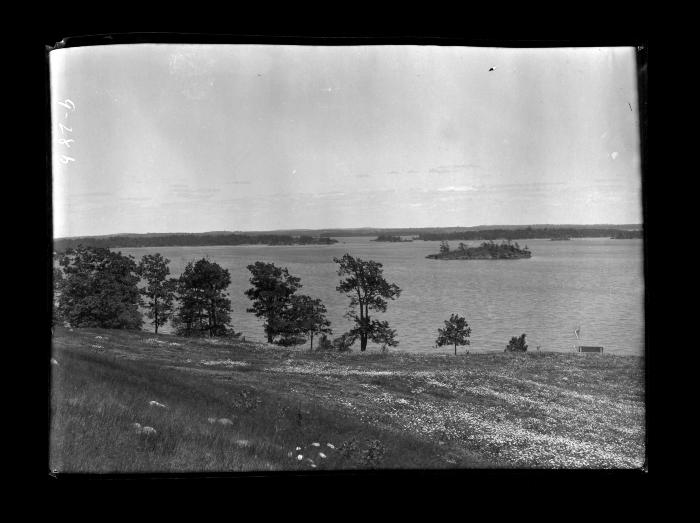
[49,327,645,472]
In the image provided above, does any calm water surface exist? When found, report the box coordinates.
[118,237,644,355]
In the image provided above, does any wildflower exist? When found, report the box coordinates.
[207,418,217,424]
[50,358,58,366]
[141,426,156,435]
[149,400,167,408]
[297,455,303,460]
[296,447,301,451]
[327,443,335,449]
[319,452,327,459]
[312,442,320,447]
[310,463,317,468]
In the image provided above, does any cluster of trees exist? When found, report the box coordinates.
[372,235,413,243]
[429,240,531,260]
[53,247,236,337]
[610,230,643,239]
[53,233,338,252]
[53,246,403,352]
[53,245,531,355]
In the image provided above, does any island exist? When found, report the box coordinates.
[426,240,532,260]
[372,235,413,242]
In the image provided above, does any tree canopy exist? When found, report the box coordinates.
[172,258,232,337]
[56,246,143,329]
[245,261,302,344]
[281,294,332,351]
[334,254,401,352]
[435,314,472,355]
[136,253,176,334]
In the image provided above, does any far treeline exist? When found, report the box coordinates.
[52,245,527,354]
[418,227,642,241]
[53,233,338,252]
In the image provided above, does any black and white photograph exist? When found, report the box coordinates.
[48,38,646,473]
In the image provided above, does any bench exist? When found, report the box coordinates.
[577,346,604,354]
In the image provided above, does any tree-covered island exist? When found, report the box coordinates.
[426,240,532,260]
[371,235,413,242]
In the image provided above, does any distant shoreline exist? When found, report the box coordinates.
[53,225,642,252]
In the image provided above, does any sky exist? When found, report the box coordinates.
[50,44,642,238]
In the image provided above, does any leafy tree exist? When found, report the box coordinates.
[172,258,232,337]
[136,253,176,334]
[439,241,450,254]
[56,246,143,329]
[245,262,302,343]
[334,254,401,352]
[505,333,528,352]
[52,266,64,328]
[435,314,472,355]
[282,294,332,351]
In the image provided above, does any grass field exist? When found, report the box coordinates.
[49,327,645,472]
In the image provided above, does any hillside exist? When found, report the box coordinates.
[49,327,645,472]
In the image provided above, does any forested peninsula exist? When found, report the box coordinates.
[53,233,338,252]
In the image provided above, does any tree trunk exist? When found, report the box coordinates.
[360,334,367,352]
[454,343,457,356]
[310,333,314,352]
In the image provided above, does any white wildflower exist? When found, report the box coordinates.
[312,442,320,447]
[148,400,167,408]
[297,455,303,461]
[327,443,335,449]
[319,452,326,459]
[50,358,58,366]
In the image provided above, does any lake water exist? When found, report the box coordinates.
[118,237,645,355]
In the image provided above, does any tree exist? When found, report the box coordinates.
[172,258,232,337]
[435,314,472,355]
[52,265,64,328]
[281,294,332,351]
[56,246,143,329]
[439,241,450,254]
[245,262,302,343]
[505,333,528,352]
[137,253,176,334]
[334,254,401,352]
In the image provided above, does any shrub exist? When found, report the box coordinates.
[333,333,355,352]
[316,334,334,351]
[505,333,528,352]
